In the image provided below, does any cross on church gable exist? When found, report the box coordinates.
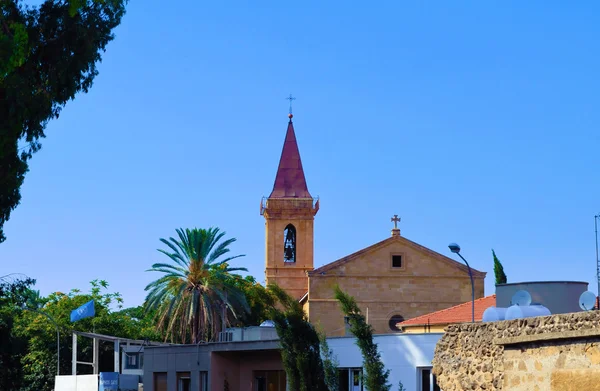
[391,214,401,229]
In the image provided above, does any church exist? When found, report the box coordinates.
[260,112,486,336]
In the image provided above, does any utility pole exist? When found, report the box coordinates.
[595,214,599,308]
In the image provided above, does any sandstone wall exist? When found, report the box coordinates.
[432,311,600,391]
[308,237,485,336]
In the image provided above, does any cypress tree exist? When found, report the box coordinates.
[493,249,508,284]
[334,285,391,391]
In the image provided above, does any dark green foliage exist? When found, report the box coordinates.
[230,275,274,327]
[492,249,507,285]
[320,331,339,391]
[0,278,161,391]
[334,285,391,391]
[0,275,35,391]
[267,284,328,391]
[0,0,126,243]
[398,380,406,391]
[145,227,249,343]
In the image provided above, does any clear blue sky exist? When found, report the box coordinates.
[2,1,599,308]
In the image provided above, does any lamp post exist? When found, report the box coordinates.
[595,214,600,307]
[24,308,60,376]
[448,243,475,323]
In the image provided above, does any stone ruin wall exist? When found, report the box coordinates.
[432,311,600,391]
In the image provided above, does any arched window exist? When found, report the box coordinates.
[389,314,405,332]
[283,224,296,263]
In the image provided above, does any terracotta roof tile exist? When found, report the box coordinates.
[399,295,497,327]
[269,119,312,198]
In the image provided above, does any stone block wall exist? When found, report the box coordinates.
[432,311,600,391]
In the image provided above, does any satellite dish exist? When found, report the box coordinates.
[579,291,597,311]
[260,320,275,327]
[511,290,532,306]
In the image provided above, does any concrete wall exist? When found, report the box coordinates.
[143,345,210,391]
[496,281,588,314]
[211,350,284,391]
[432,311,600,391]
[328,333,442,390]
[309,237,485,336]
[143,334,440,391]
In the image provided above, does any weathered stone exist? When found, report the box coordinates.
[432,311,600,390]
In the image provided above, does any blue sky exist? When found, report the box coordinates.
[1,1,599,308]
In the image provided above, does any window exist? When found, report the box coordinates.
[283,224,296,263]
[154,373,167,391]
[418,367,441,391]
[254,370,286,391]
[338,368,362,391]
[388,314,405,332]
[177,372,191,391]
[392,255,402,268]
[124,352,143,369]
[199,371,208,391]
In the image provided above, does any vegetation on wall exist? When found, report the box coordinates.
[334,285,391,391]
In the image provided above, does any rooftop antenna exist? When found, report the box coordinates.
[595,214,599,307]
[511,290,532,306]
[579,291,597,311]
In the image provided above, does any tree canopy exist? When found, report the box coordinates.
[144,227,250,343]
[0,0,126,243]
[0,277,160,391]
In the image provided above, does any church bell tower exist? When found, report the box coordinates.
[260,112,318,299]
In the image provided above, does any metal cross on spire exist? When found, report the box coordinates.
[286,94,296,115]
[391,214,401,229]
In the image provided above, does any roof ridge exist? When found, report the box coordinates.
[399,294,496,326]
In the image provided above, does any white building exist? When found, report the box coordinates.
[328,333,442,391]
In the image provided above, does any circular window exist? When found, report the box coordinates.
[389,315,405,332]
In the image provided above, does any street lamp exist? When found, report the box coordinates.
[595,214,600,307]
[24,308,60,376]
[448,243,475,323]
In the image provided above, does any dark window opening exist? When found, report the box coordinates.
[284,224,296,263]
[177,372,191,391]
[338,368,363,391]
[420,368,441,391]
[200,371,208,391]
[125,352,143,369]
[389,315,405,331]
[392,255,402,268]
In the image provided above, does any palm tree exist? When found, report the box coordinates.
[144,227,249,343]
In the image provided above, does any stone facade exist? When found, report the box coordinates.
[262,115,487,336]
[262,197,317,300]
[307,236,485,336]
[432,311,600,391]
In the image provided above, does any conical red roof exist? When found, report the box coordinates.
[269,119,312,198]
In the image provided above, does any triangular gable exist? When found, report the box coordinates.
[308,235,486,277]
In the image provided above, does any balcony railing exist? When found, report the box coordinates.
[260,196,319,215]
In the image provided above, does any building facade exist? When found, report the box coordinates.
[262,114,486,336]
[143,325,443,391]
